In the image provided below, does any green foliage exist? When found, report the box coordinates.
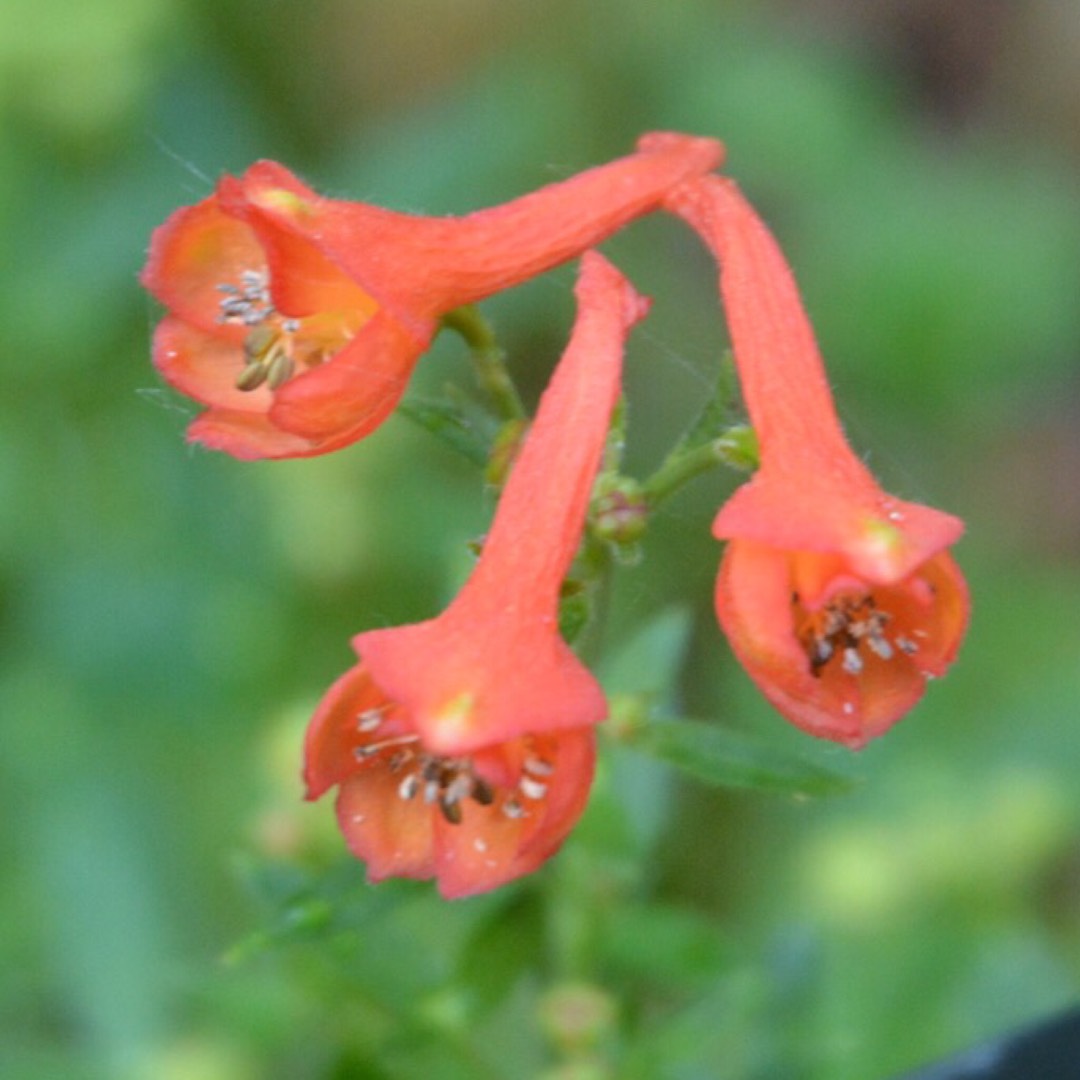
[624,718,855,799]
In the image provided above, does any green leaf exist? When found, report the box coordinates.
[601,607,694,701]
[397,393,495,467]
[456,890,544,1014]
[597,901,733,990]
[625,719,855,798]
[224,855,416,964]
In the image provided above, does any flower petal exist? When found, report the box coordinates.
[186,408,323,460]
[355,253,645,755]
[141,197,265,335]
[152,316,270,412]
[216,170,379,322]
[336,767,436,884]
[303,663,384,800]
[433,729,595,899]
[235,135,722,320]
[268,308,433,443]
[716,540,970,746]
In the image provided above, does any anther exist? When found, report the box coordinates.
[265,349,295,390]
[398,773,419,801]
[354,734,418,759]
[235,361,269,392]
[243,325,279,360]
[439,798,463,825]
[842,647,864,676]
[519,776,547,801]
[897,636,919,655]
[356,708,384,733]
[523,756,554,778]
[810,638,834,669]
[443,774,472,807]
[502,798,526,820]
[867,634,894,660]
[471,778,495,806]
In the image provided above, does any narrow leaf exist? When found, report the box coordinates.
[397,394,493,466]
[626,719,855,797]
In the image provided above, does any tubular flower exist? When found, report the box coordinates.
[666,176,969,746]
[304,252,649,896]
[140,132,720,460]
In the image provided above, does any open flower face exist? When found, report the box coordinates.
[304,253,648,895]
[305,664,595,898]
[715,527,969,747]
[667,175,970,746]
[141,133,721,459]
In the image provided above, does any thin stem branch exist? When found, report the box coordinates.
[442,305,526,423]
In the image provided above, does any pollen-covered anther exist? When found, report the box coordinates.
[217,269,318,393]
[384,749,516,826]
[798,592,919,679]
[216,270,274,326]
[356,708,385,733]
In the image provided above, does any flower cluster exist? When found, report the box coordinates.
[143,134,969,896]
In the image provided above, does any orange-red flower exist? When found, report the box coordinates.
[141,133,720,460]
[304,253,648,896]
[666,176,969,746]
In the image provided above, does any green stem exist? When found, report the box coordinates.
[642,424,759,508]
[642,439,726,507]
[442,305,526,423]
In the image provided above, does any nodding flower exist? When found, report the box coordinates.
[140,133,721,460]
[666,176,969,747]
[303,253,649,896]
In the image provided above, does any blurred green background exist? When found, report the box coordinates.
[3,1,1080,1077]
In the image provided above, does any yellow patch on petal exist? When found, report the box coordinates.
[426,692,477,752]
[253,187,317,222]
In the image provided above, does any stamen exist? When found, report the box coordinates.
[243,325,279,360]
[896,636,919,655]
[810,638,834,670]
[265,349,295,390]
[217,269,274,326]
[444,773,470,803]
[235,361,270,392]
[867,634,894,660]
[471,778,496,806]
[800,590,910,678]
[356,708,385,733]
[841,647,864,676]
[377,741,551,826]
[354,734,418,759]
[387,751,411,773]
[519,776,547,801]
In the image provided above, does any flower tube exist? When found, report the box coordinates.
[304,252,648,896]
[667,176,969,746]
[141,133,719,459]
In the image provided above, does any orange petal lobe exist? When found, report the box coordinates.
[152,316,269,412]
[141,197,265,335]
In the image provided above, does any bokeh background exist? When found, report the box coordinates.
[3,1,1080,1077]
